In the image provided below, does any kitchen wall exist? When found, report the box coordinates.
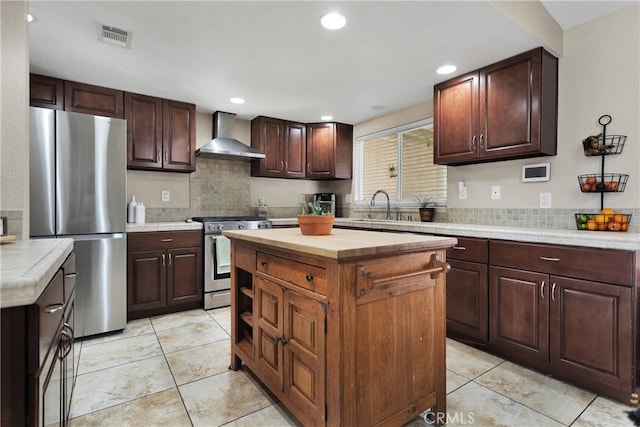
[0,1,29,239]
[351,5,640,230]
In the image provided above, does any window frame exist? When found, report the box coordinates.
[353,117,446,208]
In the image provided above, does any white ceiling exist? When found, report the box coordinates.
[28,1,637,125]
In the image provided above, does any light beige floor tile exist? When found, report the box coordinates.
[209,306,232,335]
[69,388,190,427]
[475,361,595,424]
[156,317,228,354]
[446,368,470,394]
[446,381,564,426]
[151,308,214,332]
[80,318,153,347]
[225,403,300,426]
[70,355,175,418]
[179,369,274,426]
[572,396,636,427]
[77,333,162,375]
[446,338,504,379]
[166,339,231,385]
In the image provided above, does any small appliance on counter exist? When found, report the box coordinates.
[313,193,336,215]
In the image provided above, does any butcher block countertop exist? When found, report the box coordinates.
[0,238,74,308]
[223,227,457,260]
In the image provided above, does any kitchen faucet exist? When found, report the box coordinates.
[370,190,391,220]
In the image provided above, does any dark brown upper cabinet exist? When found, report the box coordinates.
[64,80,124,118]
[434,47,558,165]
[30,74,64,110]
[125,92,196,173]
[306,122,353,180]
[251,116,307,178]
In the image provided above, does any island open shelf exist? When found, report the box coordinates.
[224,227,456,426]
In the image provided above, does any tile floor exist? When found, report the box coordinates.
[68,308,636,426]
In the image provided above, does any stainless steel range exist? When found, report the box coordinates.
[192,216,271,309]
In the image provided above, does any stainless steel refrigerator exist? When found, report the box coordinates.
[30,107,127,338]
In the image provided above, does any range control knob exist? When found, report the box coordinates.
[216,224,224,230]
[238,224,246,229]
[208,224,215,231]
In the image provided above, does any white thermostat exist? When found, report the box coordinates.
[522,162,550,182]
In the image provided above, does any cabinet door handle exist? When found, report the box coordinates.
[539,256,560,262]
[64,272,77,278]
[479,133,485,149]
[157,149,161,162]
[284,161,288,170]
[164,151,168,162]
[161,238,173,242]
[261,260,267,267]
[452,246,466,251]
[305,273,314,282]
[540,281,545,299]
[551,283,557,301]
[472,135,477,150]
[168,253,172,266]
[162,254,166,266]
[44,303,65,314]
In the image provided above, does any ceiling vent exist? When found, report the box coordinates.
[96,22,132,49]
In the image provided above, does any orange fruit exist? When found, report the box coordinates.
[586,219,597,230]
[597,222,607,231]
[614,214,624,223]
[622,223,629,231]
[600,208,614,221]
[594,214,607,224]
[607,222,622,231]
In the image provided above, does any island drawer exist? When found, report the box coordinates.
[128,230,201,251]
[490,240,633,286]
[256,252,327,295]
[446,237,488,263]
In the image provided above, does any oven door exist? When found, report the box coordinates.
[204,234,231,293]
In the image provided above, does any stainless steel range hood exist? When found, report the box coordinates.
[196,111,265,161]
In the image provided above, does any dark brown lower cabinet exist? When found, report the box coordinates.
[127,231,203,320]
[489,240,637,405]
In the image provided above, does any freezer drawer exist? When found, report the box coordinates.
[72,233,127,338]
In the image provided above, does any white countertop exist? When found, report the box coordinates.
[126,221,203,232]
[0,238,74,308]
[270,218,640,251]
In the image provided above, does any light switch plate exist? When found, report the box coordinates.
[161,190,170,202]
[540,192,552,208]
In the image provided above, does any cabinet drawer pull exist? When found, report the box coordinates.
[551,283,557,301]
[305,273,314,282]
[44,303,65,314]
[452,246,466,251]
[540,281,545,299]
[160,238,173,242]
[64,272,77,278]
[539,256,560,262]
[261,260,267,267]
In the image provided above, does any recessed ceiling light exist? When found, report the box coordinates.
[27,14,34,23]
[230,97,245,104]
[437,65,457,75]
[320,12,346,30]
[321,115,333,121]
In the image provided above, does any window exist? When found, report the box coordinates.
[354,119,447,206]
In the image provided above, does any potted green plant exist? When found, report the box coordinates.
[416,195,435,222]
[297,200,335,235]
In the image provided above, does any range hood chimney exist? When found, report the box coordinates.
[195,111,265,161]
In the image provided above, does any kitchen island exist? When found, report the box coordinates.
[223,227,456,426]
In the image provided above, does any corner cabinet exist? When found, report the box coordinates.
[127,231,202,320]
[434,47,558,165]
[488,240,637,405]
[30,74,64,110]
[228,230,452,426]
[306,122,353,179]
[251,116,307,178]
[444,237,489,345]
[125,93,196,172]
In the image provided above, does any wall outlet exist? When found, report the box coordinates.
[540,192,552,208]
[491,186,501,200]
[161,190,170,202]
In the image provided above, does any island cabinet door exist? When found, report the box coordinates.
[255,277,284,392]
[283,290,326,426]
[489,266,549,371]
[549,276,633,394]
